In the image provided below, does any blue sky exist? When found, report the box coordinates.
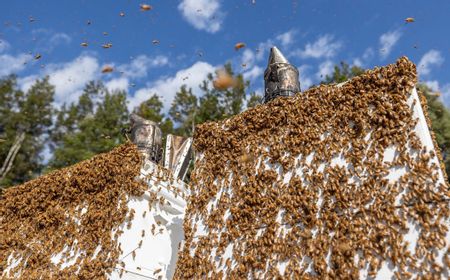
[1,0,450,110]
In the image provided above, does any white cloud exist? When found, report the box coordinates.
[243,65,263,82]
[352,58,363,68]
[47,55,99,105]
[423,80,450,107]
[276,30,296,49]
[106,77,129,92]
[0,53,32,77]
[379,29,402,59]
[49,33,71,47]
[239,29,298,72]
[441,84,450,107]
[353,47,374,67]
[118,55,168,79]
[255,40,274,62]
[0,40,10,53]
[129,61,215,111]
[292,35,342,59]
[178,0,225,33]
[424,80,439,91]
[418,50,444,76]
[19,53,171,108]
[316,60,334,80]
[16,52,173,110]
[20,55,100,106]
[239,32,296,70]
[298,65,313,89]
[32,29,72,52]
[151,56,169,67]
[18,74,39,91]
[241,49,256,67]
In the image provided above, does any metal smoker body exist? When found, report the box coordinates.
[130,113,163,163]
[264,46,301,103]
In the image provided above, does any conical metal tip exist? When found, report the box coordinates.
[263,46,300,103]
[267,46,289,65]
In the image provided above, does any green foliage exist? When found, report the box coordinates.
[322,62,365,84]
[169,85,198,137]
[134,93,173,136]
[169,62,252,137]
[246,91,262,108]
[47,82,129,170]
[200,63,248,118]
[0,75,54,187]
[418,84,450,178]
[135,94,164,122]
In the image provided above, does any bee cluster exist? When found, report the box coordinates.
[0,143,150,279]
[174,57,450,279]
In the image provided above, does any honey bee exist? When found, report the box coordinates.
[101,42,112,49]
[140,4,152,11]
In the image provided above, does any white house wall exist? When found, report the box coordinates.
[175,58,450,279]
[109,161,187,280]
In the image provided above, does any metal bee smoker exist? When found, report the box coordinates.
[129,113,163,163]
[263,46,301,103]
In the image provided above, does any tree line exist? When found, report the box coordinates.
[1,62,450,187]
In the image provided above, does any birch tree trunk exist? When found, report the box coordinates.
[0,132,26,184]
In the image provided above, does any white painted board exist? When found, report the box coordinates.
[180,86,449,279]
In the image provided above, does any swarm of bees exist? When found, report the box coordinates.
[174,57,450,279]
[0,143,149,279]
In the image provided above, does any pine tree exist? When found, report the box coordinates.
[169,85,198,137]
[322,62,364,84]
[134,93,173,136]
[246,91,263,108]
[198,63,248,119]
[0,75,54,187]
[47,82,129,170]
[169,63,250,137]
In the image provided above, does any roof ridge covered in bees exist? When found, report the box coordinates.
[175,57,450,279]
[0,142,148,279]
